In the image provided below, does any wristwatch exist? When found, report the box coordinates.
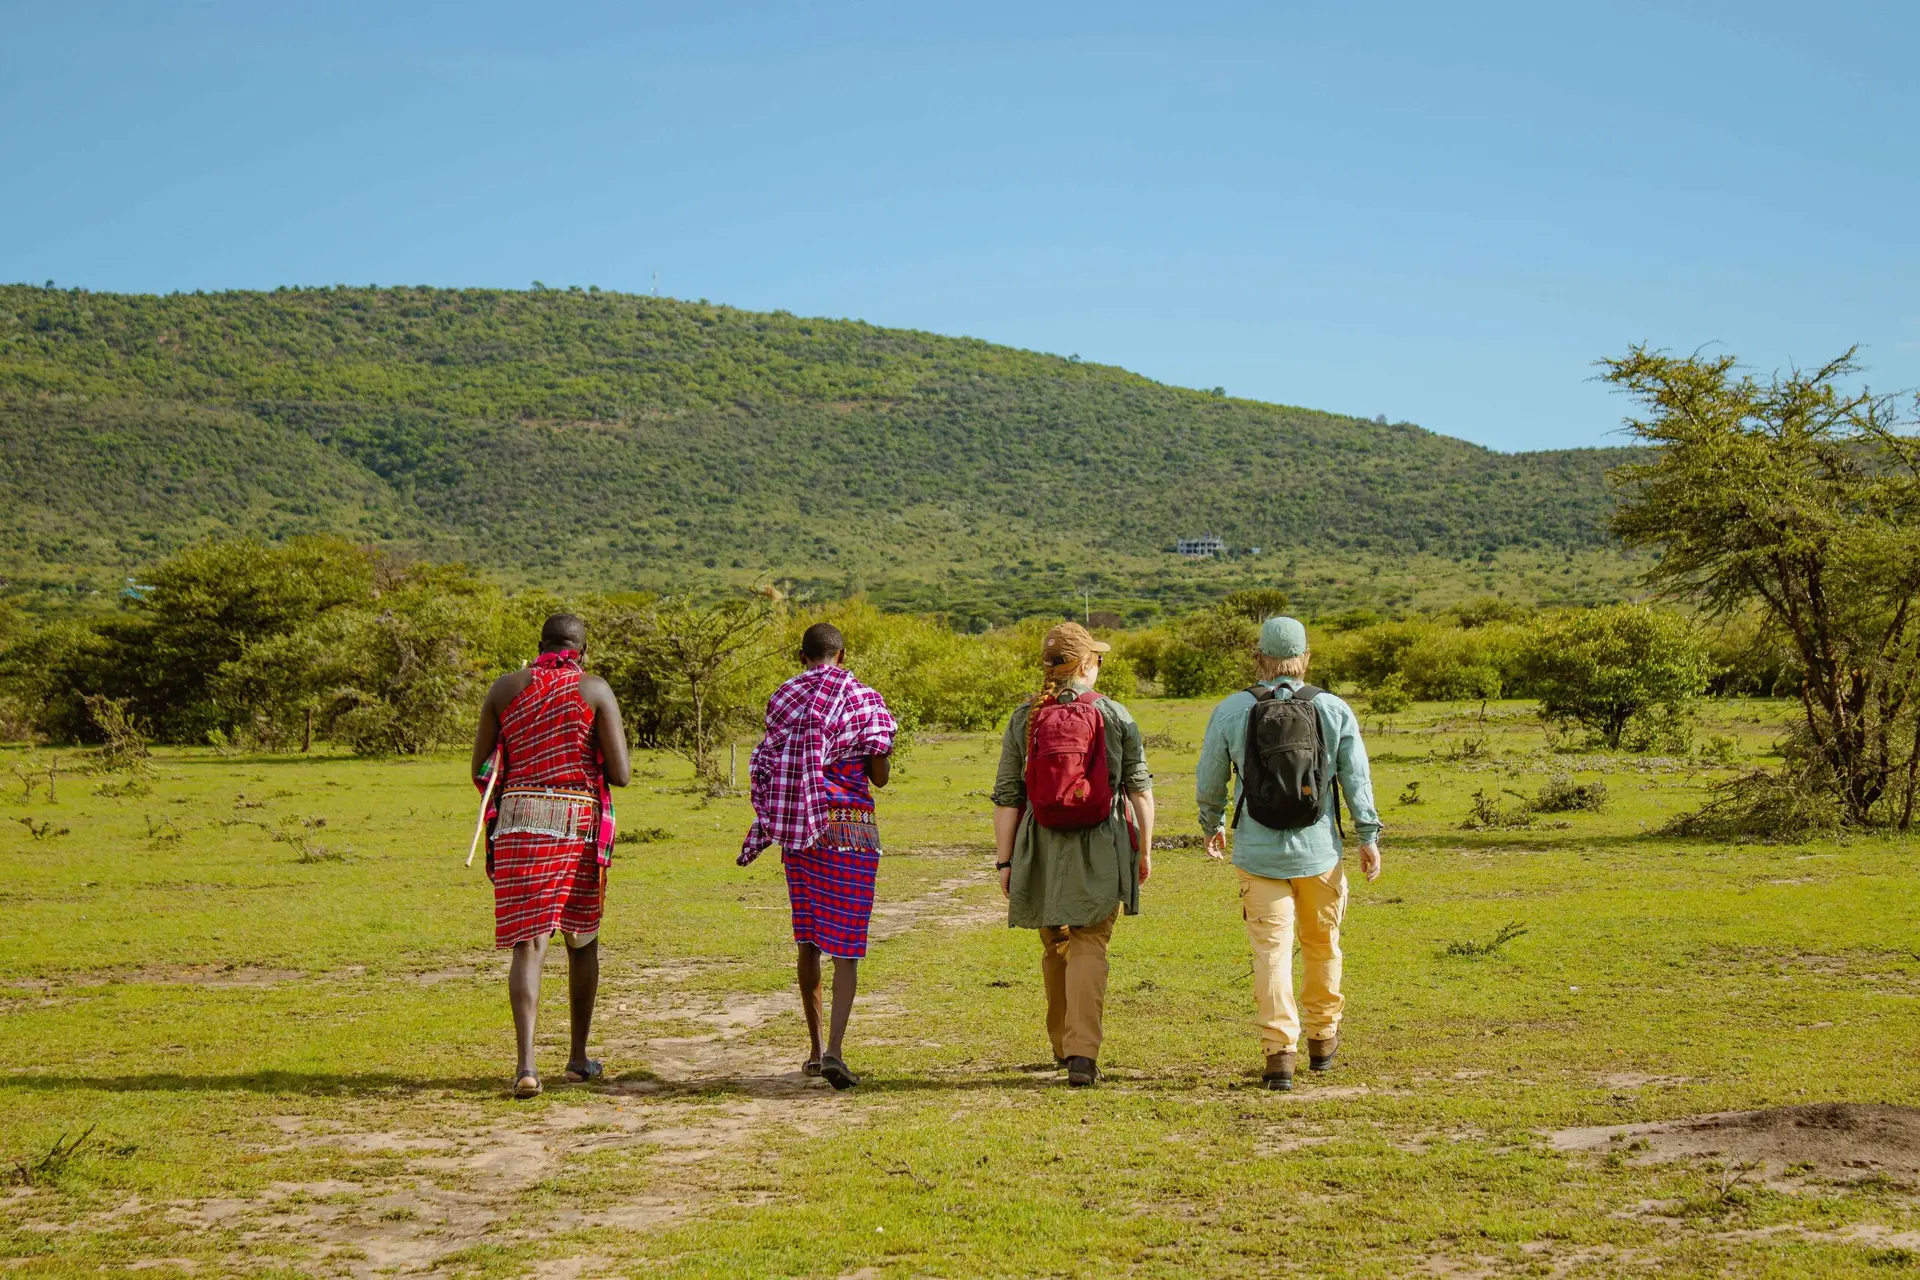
[994,860,1013,871]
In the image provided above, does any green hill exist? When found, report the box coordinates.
[0,284,1638,620]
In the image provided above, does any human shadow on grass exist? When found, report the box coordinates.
[5,1060,1260,1100]
[0,1070,529,1096]
[617,1068,1211,1100]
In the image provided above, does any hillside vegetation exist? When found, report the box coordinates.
[0,284,1635,616]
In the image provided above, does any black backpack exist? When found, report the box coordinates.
[1233,682,1342,834]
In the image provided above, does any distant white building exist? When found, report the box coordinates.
[1176,535,1226,558]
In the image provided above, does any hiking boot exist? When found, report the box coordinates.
[1308,1034,1339,1072]
[1263,1051,1297,1091]
[1066,1056,1099,1087]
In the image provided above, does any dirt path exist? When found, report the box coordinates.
[45,865,1005,1277]
[176,1097,815,1276]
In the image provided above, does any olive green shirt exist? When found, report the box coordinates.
[991,684,1154,929]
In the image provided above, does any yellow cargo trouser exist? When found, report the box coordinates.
[1237,863,1348,1055]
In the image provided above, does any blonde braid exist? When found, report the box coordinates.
[1025,657,1072,764]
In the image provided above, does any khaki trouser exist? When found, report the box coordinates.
[1038,908,1118,1061]
[1237,864,1348,1055]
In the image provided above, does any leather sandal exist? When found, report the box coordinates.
[564,1059,603,1084]
[513,1072,542,1098]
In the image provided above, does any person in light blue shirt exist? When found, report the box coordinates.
[1195,615,1383,1090]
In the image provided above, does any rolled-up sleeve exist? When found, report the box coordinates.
[1327,697,1383,844]
[990,706,1029,808]
[1195,700,1236,835]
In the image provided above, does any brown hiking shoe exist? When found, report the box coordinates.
[1263,1050,1297,1091]
[1308,1033,1339,1072]
[1066,1056,1099,1087]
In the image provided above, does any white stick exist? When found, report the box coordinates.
[465,751,501,868]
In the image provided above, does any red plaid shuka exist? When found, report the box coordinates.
[739,664,895,865]
[489,652,608,949]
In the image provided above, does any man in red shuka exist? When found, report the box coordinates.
[471,613,631,1098]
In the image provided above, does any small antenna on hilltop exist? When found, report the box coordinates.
[652,270,659,297]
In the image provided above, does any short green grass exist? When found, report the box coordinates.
[2,697,1916,1278]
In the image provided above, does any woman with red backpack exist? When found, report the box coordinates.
[990,622,1155,1087]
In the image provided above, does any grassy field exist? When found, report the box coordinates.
[2,697,1917,1278]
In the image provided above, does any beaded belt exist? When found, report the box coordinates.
[495,786,597,840]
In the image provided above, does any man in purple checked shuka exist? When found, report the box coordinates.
[738,622,896,1091]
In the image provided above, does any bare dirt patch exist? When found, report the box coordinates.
[1254,1129,1334,1155]
[1550,1103,1920,1179]
[1595,1072,1692,1090]
[95,965,308,988]
[869,873,1002,941]
[151,1095,828,1277]
[612,991,812,1088]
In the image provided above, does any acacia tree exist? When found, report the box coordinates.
[1604,346,1920,826]
[1220,587,1291,622]
[640,595,784,779]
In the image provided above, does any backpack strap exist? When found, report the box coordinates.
[1286,683,1346,838]
[1231,685,1275,828]
[1275,682,1344,837]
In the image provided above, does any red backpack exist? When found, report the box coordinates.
[1025,691,1113,830]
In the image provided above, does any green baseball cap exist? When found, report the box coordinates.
[1258,615,1309,659]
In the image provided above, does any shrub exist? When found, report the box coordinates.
[0,620,118,744]
[1397,624,1516,701]
[1156,609,1257,698]
[1220,588,1290,623]
[782,601,1032,732]
[1661,767,1842,843]
[122,536,379,741]
[1446,596,1532,629]
[1531,773,1609,813]
[1109,626,1170,689]
[218,568,528,755]
[1699,734,1739,766]
[1326,618,1520,701]
[1441,921,1529,957]
[1461,788,1532,829]
[83,694,152,776]
[1366,672,1411,715]
[1328,619,1429,688]
[0,691,37,744]
[1518,605,1716,750]
[1319,608,1384,632]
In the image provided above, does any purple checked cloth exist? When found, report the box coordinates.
[738,665,896,866]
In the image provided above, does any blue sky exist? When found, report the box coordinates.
[3,1,1914,451]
